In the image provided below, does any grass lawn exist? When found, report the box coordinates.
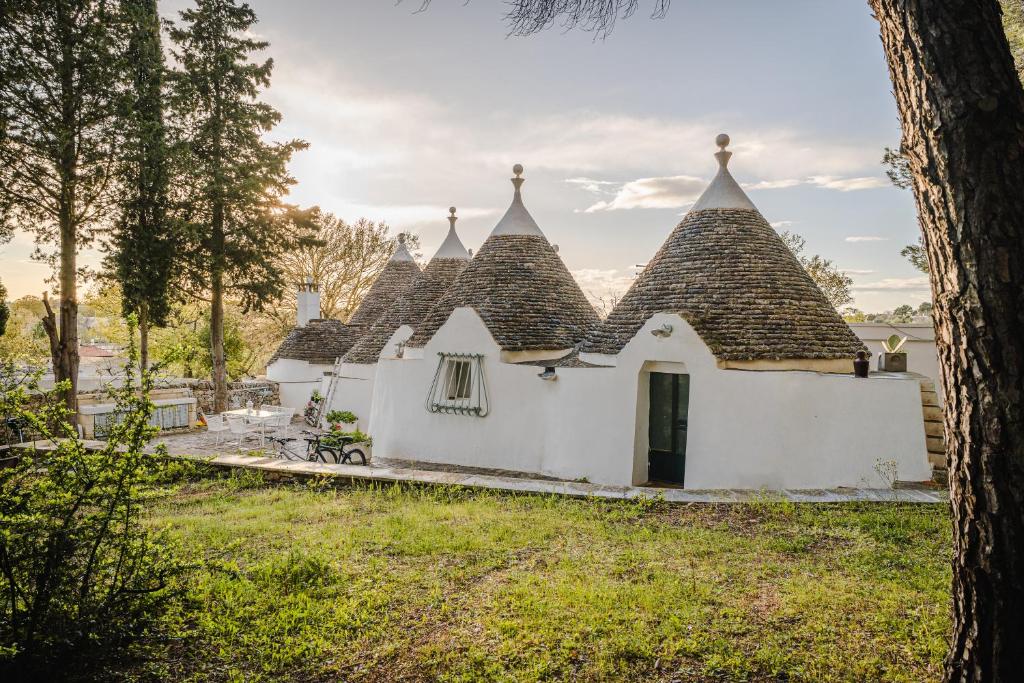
[132,468,951,682]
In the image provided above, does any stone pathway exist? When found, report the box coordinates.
[157,430,948,504]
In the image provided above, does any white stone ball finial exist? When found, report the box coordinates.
[715,133,730,150]
[513,163,524,177]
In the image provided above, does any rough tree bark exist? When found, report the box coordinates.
[871,1,1024,680]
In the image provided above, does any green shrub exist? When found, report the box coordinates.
[0,322,189,678]
[324,410,357,425]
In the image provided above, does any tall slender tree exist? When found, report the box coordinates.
[168,0,308,411]
[411,0,1024,679]
[0,0,123,411]
[105,0,177,372]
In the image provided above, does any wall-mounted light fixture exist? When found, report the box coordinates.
[538,366,557,381]
[651,324,673,338]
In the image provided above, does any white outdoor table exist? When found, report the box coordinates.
[223,408,275,446]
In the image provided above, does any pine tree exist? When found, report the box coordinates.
[106,0,177,372]
[0,0,123,412]
[168,0,308,411]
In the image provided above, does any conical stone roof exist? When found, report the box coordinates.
[346,236,422,334]
[270,318,357,365]
[344,208,471,364]
[584,134,864,362]
[407,165,599,353]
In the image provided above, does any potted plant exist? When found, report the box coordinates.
[877,334,908,372]
[325,410,358,432]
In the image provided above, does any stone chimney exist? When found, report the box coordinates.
[296,276,320,327]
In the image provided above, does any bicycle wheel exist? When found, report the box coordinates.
[342,448,366,466]
[313,446,338,463]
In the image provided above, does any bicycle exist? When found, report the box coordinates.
[267,430,367,466]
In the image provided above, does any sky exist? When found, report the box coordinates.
[0,0,931,311]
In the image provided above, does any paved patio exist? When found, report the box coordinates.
[155,428,948,504]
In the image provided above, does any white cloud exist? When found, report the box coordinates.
[581,175,706,212]
[841,268,876,275]
[745,179,803,190]
[807,175,888,191]
[565,177,617,195]
[845,236,889,243]
[744,175,888,192]
[770,220,795,229]
[851,276,930,292]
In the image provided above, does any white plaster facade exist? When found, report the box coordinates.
[849,322,942,400]
[368,308,933,489]
[266,357,329,413]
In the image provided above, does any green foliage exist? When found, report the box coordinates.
[901,236,930,274]
[0,296,49,362]
[125,480,950,681]
[0,321,188,677]
[106,0,179,340]
[779,231,853,310]
[168,0,312,313]
[325,410,358,425]
[321,428,372,448]
[0,280,8,337]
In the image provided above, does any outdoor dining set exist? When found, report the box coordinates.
[204,405,296,449]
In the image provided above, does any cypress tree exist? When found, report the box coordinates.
[106,0,176,371]
[168,0,308,411]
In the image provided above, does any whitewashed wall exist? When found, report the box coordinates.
[849,322,941,400]
[325,362,376,433]
[368,309,933,489]
[266,358,328,413]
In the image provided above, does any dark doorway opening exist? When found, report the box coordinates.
[648,372,690,485]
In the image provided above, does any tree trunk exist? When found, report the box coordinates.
[871,1,1024,680]
[139,301,149,374]
[210,272,228,413]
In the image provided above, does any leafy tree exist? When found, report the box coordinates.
[268,208,420,334]
[419,0,1024,677]
[900,237,930,274]
[0,297,49,362]
[779,231,854,310]
[0,0,124,412]
[105,0,178,372]
[168,0,310,412]
[0,281,8,337]
[0,321,187,677]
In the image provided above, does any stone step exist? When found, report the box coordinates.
[928,450,946,467]
[918,378,937,392]
[922,405,944,422]
[927,434,946,454]
[932,466,949,488]
[924,420,945,438]
[920,390,941,407]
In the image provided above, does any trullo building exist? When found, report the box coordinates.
[287,137,934,490]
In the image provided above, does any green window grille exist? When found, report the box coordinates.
[425,353,489,416]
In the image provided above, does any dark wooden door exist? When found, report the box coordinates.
[648,372,689,485]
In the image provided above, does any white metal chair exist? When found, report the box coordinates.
[225,414,262,449]
[205,414,230,446]
[261,406,294,438]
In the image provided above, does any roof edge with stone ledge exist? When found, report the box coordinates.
[269,318,357,366]
[583,134,865,363]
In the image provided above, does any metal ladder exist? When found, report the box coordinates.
[312,356,344,428]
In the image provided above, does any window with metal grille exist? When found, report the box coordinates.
[426,353,489,416]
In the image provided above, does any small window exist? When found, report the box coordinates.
[444,359,472,400]
[426,353,489,416]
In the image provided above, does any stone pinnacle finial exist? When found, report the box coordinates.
[714,133,732,169]
[448,206,458,228]
[398,233,406,245]
[511,164,525,194]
